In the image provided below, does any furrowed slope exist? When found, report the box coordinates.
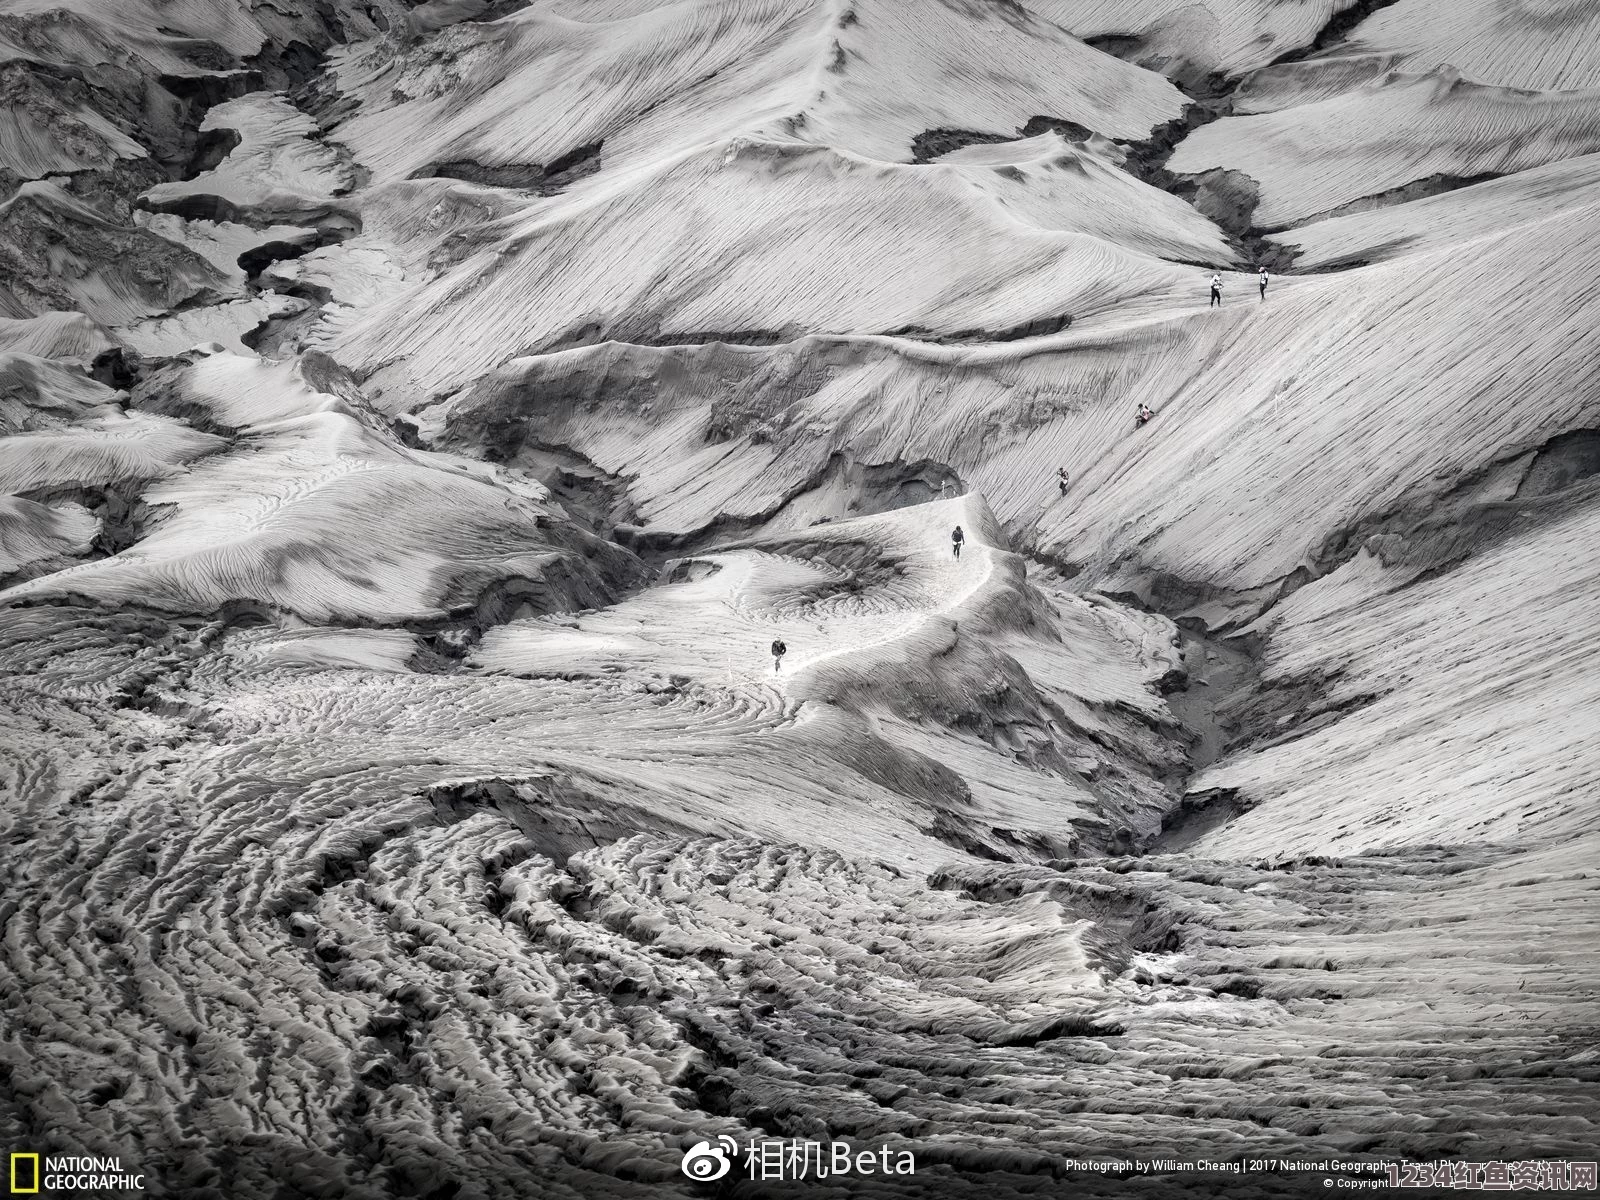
[1272,151,1600,268]
[935,133,1234,265]
[428,199,1600,626]
[336,139,1213,401]
[1338,0,1600,93]
[0,352,637,622]
[1036,0,1361,76]
[328,0,1183,184]
[3,0,1600,1192]
[1188,494,1600,857]
[1169,68,1600,229]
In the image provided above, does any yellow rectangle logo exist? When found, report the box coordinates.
[10,1153,40,1194]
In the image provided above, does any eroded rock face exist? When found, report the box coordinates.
[2,0,1598,1195]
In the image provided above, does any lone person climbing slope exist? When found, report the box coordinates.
[1258,266,1270,301]
[1209,272,1224,308]
[1057,466,1069,496]
[951,525,965,560]
[771,638,786,673]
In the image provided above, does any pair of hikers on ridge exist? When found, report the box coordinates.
[1212,268,1271,306]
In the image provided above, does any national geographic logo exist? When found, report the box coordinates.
[9,1154,146,1194]
[8,1155,37,1194]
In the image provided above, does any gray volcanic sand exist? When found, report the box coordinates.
[1,0,1598,1197]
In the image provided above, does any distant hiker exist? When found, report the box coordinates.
[951,525,965,560]
[1057,466,1069,496]
[771,638,786,673]
[1258,266,1270,300]
[1135,403,1157,428]
[1209,273,1224,308]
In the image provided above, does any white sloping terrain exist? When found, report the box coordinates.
[0,411,224,497]
[0,82,146,178]
[1335,0,1600,92]
[1272,151,1600,269]
[117,293,313,359]
[0,311,115,362]
[923,133,1233,264]
[0,352,117,432]
[1,0,1598,1197]
[134,212,321,288]
[0,352,637,622]
[0,183,237,325]
[143,94,356,221]
[0,0,395,76]
[1189,495,1600,858]
[1169,68,1600,228]
[428,197,1598,624]
[0,494,97,577]
[337,138,1220,399]
[1037,0,1358,76]
[329,0,1184,180]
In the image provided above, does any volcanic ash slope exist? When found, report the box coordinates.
[1169,69,1600,229]
[335,137,1204,400]
[327,0,1184,181]
[0,351,637,622]
[3,0,1600,1194]
[429,197,1600,623]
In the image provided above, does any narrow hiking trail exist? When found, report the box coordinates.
[473,496,1000,717]
[768,499,996,696]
